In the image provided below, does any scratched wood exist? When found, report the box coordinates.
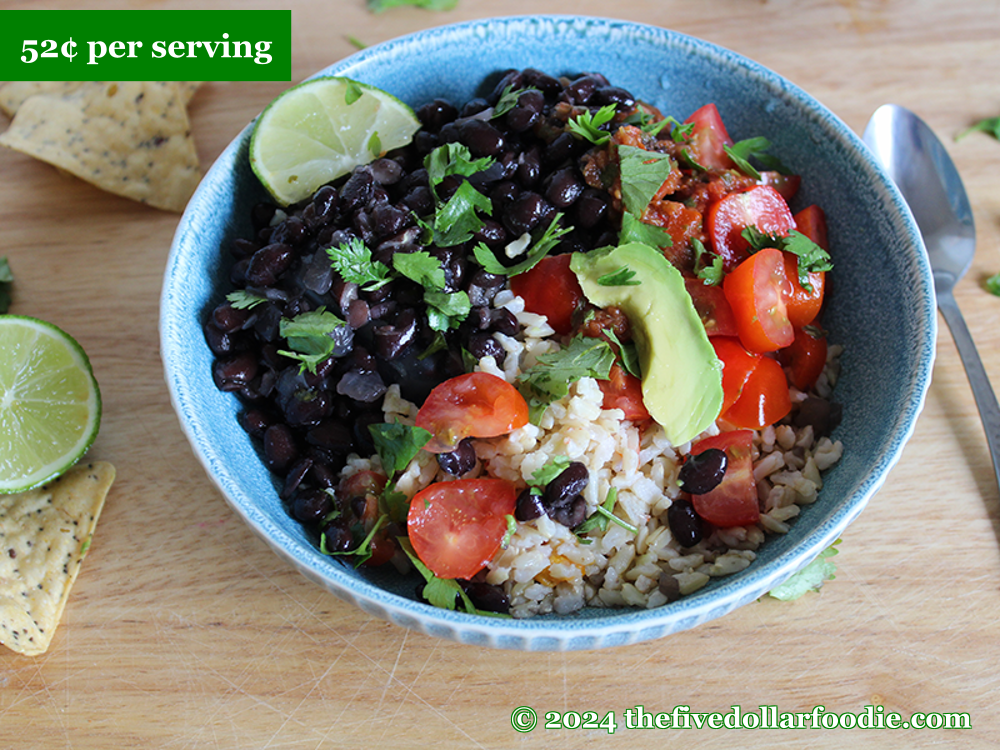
[1,0,999,747]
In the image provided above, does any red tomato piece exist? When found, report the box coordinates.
[723,247,795,353]
[759,171,802,203]
[509,253,583,335]
[781,250,826,328]
[598,362,650,422]
[685,278,738,337]
[706,185,796,271]
[407,478,518,579]
[794,205,829,250]
[722,355,792,429]
[778,325,829,392]
[416,372,529,453]
[683,103,735,171]
[712,337,762,415]
[688,430,759,528]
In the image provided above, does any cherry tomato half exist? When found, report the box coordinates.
[759,171,802,203]
[722,355,792,430]
[706,185,796,272]
[712,337,762,415]
[778,325,828,392]
[686,278,738,338]
[723,247,795,353]
[688,430,759,528]
[683,103,735,171]
[407,478,518,579]
[598,362,650,422]
[781,250,826,328]
[416,372,529,453]
[509,253,583,336]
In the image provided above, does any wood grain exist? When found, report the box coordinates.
[2,1,999,747]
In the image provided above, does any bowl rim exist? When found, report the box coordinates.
[161,14,936,650]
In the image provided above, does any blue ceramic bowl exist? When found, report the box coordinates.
[161,16,935,650]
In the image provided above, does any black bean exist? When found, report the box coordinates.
[320,520,354,552]
[307,419,355,453]
[352,412,382,455]
[515,146,542,187]
[550,495,587,527]
[251,202,277,231]
[346,298,371,329]
[658,571,681,602]
[336,370,387,403]
[212,352,258,392]
[466,332,505,364]
[204,322,238,356]
[263,424,298,472]
[239,408,273,438]
[246,243,294,287]
[373,308,417,360]
[400,185,433,215]
[667,499,704,547]
[505,89,545,132]
[340,167,374,213]
[565,74,603,104]
[544,167,585,208]
[473,219,507,248]
[230,237,258,259]
[522,68,562,95]
[502,192,550,236]
[284,389,333,427]
[281,457,313,500]
[489,308,518,336]
[416,98,458,132]
[270,216,308,247]
[515,488,546,521]
[488,70,524,104]
[543,132,580,167]
[312,185,339,224]
[573,188,610,229]
[309,462,339,490]
[437,438,477,476]
[543,461,589,509]
[793,397,843,437]
[459,97,489,118]
[371,203,410,240]
[678,449,729,495]
[593,85,636,109]
[466,270,506,307]
[370,157,404,186]
[292,487,334,524]
[458,119,505,158]
[460,580,510,614]
[302,250,334,295]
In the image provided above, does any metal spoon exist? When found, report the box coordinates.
[863,103,1000,497]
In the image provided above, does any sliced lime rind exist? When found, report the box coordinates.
[250,76,421,206]
[0,316,102,494]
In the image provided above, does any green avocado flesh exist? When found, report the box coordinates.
[570,242,723,446]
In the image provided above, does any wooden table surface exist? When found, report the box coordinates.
[2,1,999,747]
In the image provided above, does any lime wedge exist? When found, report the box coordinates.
[250,76,421,206]
[0,316,101,494]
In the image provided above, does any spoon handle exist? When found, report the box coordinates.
[937,288,1000,497]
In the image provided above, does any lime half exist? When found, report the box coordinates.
[250,76,422,206]
[0,316,101,494]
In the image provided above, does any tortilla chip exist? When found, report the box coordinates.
[0,461,115,656]
[0,81,200,212]
[0,80,202,119]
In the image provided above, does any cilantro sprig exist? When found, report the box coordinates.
[326,236,394,291]
[277,309,348,373]
[575,488,638,537]
[566,104,617,146]
[472,212,571,277]
[397,537,510,617]
[226,289,268,310]
[956,116,1000,142]
[724,136,791,180]
[517,335,616,422]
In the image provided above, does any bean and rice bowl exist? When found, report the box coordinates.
[204,67,844,618]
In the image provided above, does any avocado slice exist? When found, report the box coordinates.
[570,242,723,445]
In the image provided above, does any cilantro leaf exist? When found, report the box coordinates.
[529,455,574,488]
[392,250,446,290]
[987,272,1000,297]
[492,85,535,119]
[767,541,840,600]
[501,514,517,548]
[226,289,268,310]
[326,236,393,291]
[472,213,571,277]
[741,226,833,292]
[566,104,617,145]
[0,257,11,314]
[619,212,672,248]
[277,309,347,373]
[397,538,489,615]
[424,143,494,199]
[366,0,458,12]
[517,336,616,421]
[431,180,493,246]
[696,255,725,286]
[424,289,472,331]
[368,422,432,480]
[575,488,619,535]
[602,328,641,378]
[617,145,675,217]
[957,116,1000,141]
[381,487,410,525]
[597,265,640,287]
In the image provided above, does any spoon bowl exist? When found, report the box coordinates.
[864,104,1000,498]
